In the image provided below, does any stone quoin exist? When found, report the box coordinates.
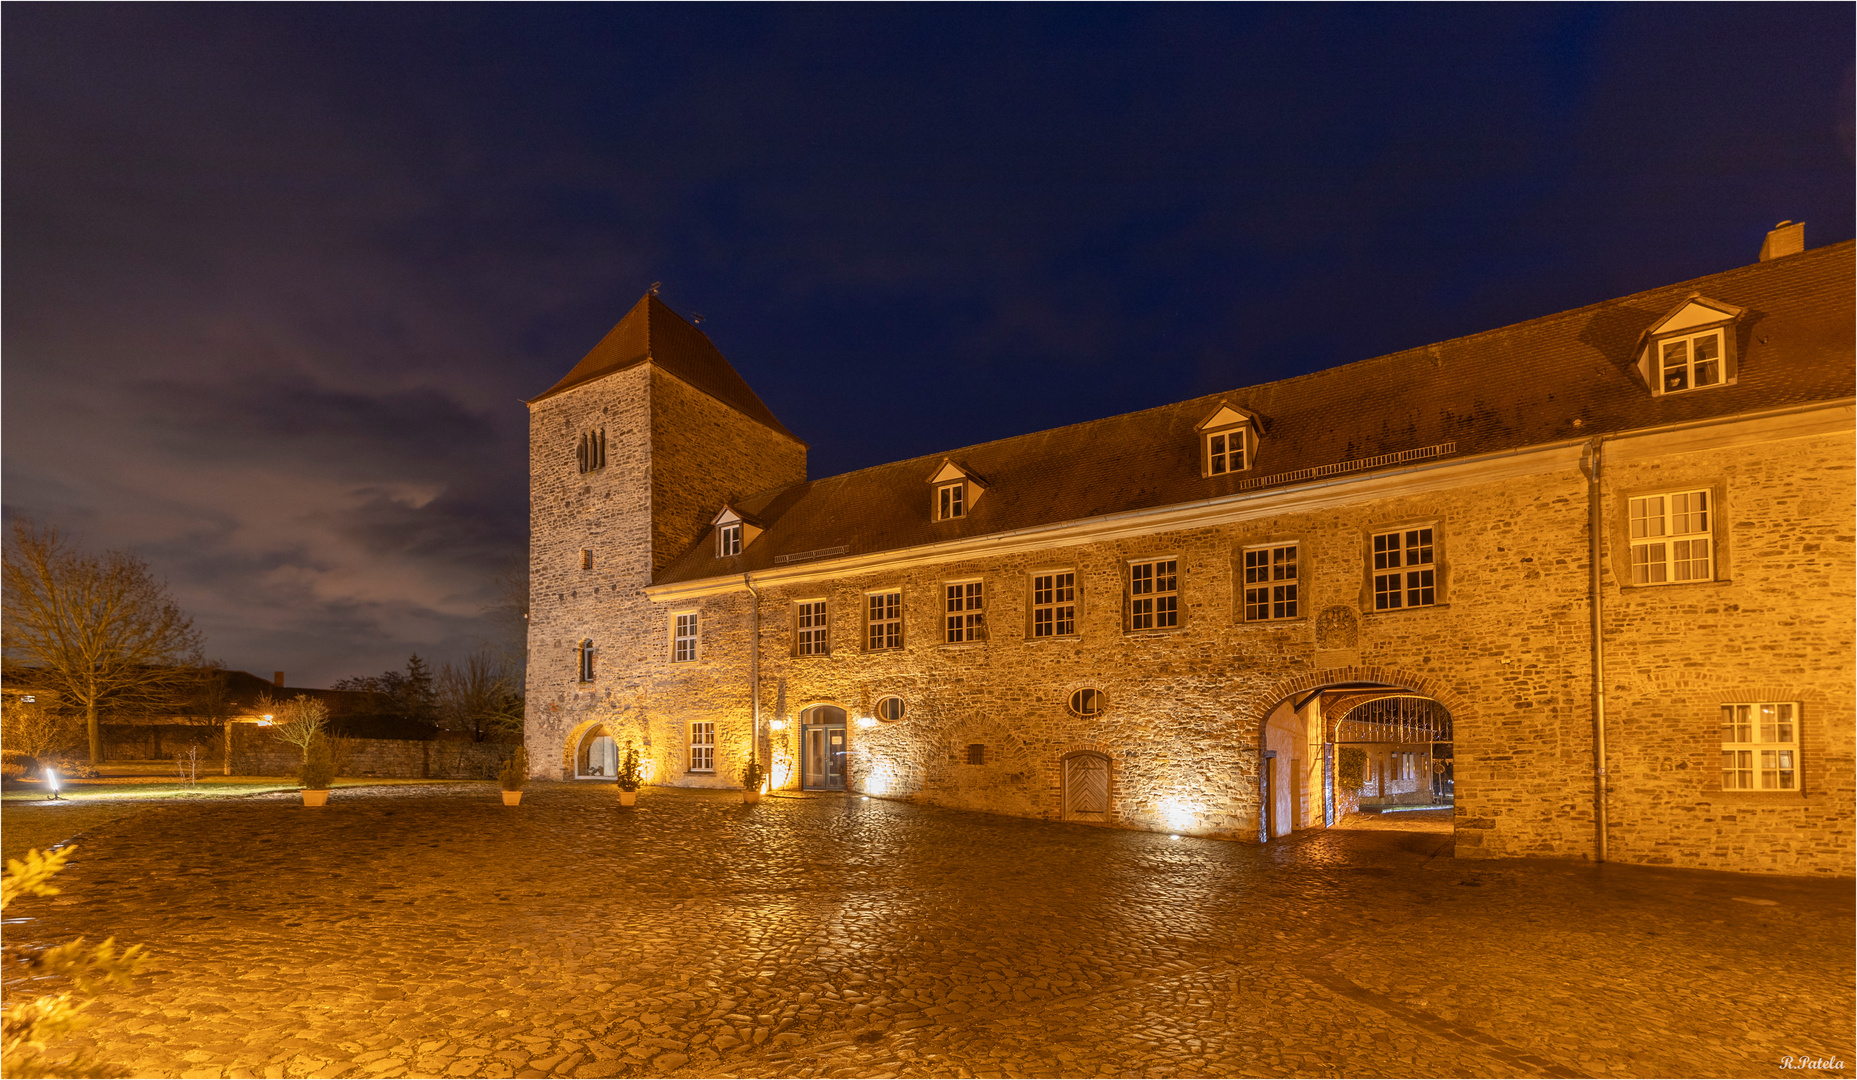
[525,230,1854,877]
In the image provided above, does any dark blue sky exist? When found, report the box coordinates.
[6,5,1852,685]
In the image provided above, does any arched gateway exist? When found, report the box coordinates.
[1247,666,1467,842]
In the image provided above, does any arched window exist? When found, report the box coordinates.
[575,726,618,779]
[577,639,596,683]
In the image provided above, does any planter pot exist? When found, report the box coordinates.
[301,789,329,807]
[619,789,638,807]
[501,790,523,806]
[743,789,761,804]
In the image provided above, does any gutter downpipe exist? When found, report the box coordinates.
[745,574,762,773]
[1584,437,1609,862]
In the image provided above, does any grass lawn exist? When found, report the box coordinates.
[1,763,473,864]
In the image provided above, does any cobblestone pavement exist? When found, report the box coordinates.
[6,784,1851,1080]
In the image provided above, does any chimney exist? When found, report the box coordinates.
[1759,220,1804,262]
[274,671,286,688]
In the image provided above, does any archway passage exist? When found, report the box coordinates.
[1257,677,1457,842]
[574,726,618,779]
[1327,694,1454,811]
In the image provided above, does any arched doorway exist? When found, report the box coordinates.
[1249,668,1468,842]
[1061,751,1111,823]
[574,726,618,779]
[799,705,847,790]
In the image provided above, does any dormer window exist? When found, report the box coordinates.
[937,482,965,520]
[1637,295,1741,397]
[1196,402,1259,477]
[1207,430,1246,475]
[577,428,606,473]
[927,460,986,522]
[1657,329,1724,394]
[710,506,761,558]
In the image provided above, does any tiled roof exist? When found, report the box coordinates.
[529,293,802,442]
[658,242,1854,586]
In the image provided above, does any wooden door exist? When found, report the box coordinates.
[1063,753,1109,821]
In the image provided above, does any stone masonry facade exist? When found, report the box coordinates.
[525,248,1854,878]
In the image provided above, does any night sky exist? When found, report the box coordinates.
[5,6,1851,687]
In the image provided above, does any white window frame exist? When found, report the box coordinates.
[1721,702,1799,792]
[1031,570,1076,638]
[1127,558,1179,631]
[1206,428,1247,475]
[1243,543,1299,621]
[936,482,966,521]
[717,523,742,557]
[1372,528,1436,610]
[671,611,699,663]
[865,590,903,651]
[1654,328,1726,395]
[576,639,596,683]
[944,580,985,643]
[689,721,715,773]
[795,600,829,656]
[1629,489,1712,585]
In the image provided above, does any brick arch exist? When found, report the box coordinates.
[559,712,648,779]
[1244,665,1472,750]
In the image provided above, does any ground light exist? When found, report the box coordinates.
[46,767,61,801]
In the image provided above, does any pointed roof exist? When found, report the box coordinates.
[529,294,802,442]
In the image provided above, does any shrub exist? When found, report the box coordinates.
[498,746,528,792]
[298,733,335,791]
[1336,746,1367,793]
[617,740,642,792]
[741,758,765,792]
[2,750,40,779]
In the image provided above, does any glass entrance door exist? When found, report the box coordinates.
[801,706,847,790]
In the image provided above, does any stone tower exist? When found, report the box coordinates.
[524,294,807,778]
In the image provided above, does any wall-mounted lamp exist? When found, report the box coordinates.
[769,719,787,731]
[855,716,877,729]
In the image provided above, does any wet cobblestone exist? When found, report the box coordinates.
[5,784,1851,1078]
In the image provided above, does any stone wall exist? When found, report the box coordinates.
[103,724,520,780]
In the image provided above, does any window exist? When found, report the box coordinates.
[580,548,594,570]
[717,523,742,557]
[690,722,715,773]
[876,695,906,722]
[866,591,903,650]
[1721,703,1798,791]
[966,744,986,766]
[577,428,606,473]
[945,581,985,643]
[1068,688,1104,718]
[576,639,596,682]
[1629,490,1712,585]
[1032,572,1076,637]
[1656,329,1725,394]
[1372,528,1436,610]
[1243,544,1299,620]
[1128,559,1179,630]
[937,482,966,521]
[672,613,699,663]
[1207,430,1246,475]
[796,601,829,656]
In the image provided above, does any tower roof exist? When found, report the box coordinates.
[529,293,801,442]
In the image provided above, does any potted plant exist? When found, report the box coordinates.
[617,740,641,807]
[499,746,528,806]
[741,758,765,804]
[299,733,335,807]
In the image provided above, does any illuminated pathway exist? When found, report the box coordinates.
[10,785,1853,1079]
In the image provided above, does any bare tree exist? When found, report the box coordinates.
[1,694,80,764]
[2,522,203,764]
[436,651,522,743]
[267,694,329,762]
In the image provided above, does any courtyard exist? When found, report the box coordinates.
[4,782,1852,1080]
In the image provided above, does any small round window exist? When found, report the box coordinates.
[1068,688,1104,718]
[876,695,906,722]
